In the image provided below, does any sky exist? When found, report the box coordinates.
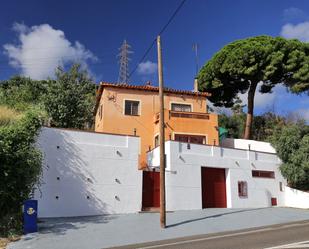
[0,0,308,120]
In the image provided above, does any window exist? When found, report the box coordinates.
[238,181,248,198]
[171,103,192,112]
[174,134,206,144]
[154,135,159,147]
[252,170,275,179]
[124,100,139,116]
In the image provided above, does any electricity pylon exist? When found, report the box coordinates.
[117,40,133,84]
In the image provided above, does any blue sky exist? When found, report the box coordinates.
[0,0,308,119]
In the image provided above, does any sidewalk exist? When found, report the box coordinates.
[7,207,309,249]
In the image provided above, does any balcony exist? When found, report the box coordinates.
[154,110,210,123]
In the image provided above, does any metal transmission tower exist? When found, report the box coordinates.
[117,40,133,83]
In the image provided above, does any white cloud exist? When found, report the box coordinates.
[238,83,285,109]
[137,60,158,75]
[280,22,309,42]
[3,23,97,79]
[283,7,306,21]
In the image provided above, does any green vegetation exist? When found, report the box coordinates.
[0,76,48,112]
[0,110,43,236]
[269,122,309,190]
[219,111,286,141]
[0,64,96,129]
[44,64,96,129]
[198,36,309,139]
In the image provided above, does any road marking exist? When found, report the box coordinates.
[137,222,309,249]
[264,240,309,249]
[137,227,274,249]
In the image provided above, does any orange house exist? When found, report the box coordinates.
[94,82,219,170]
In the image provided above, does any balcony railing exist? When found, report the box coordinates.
[169,110,209,120]
[154,110,210,123]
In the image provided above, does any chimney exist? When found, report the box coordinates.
[194,78,199,92]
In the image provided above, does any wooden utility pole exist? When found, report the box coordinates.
[157,35,166,229]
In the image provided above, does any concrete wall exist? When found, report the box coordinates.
[35,127,142,218]
[147,141,286,211]
[221,138,276,153]
[284,187,309,209]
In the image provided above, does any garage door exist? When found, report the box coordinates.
[201,167,227,208]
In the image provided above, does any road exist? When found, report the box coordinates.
[115,220,309,249]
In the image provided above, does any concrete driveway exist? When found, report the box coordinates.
[7,207,309,249]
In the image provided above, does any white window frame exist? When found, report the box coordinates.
[123,99,141,116]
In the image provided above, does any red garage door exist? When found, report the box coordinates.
[201,167,227,208]
[142,171,160,208]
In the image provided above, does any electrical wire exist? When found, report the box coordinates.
[128,0,188,79]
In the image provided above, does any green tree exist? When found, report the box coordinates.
[44,64,96,129]
[198,36,309,139]
[269,122,309,190]
[0,110,43,236]
[251,112,286,141]
[219,113,246,138]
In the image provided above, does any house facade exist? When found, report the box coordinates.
[94,82,219,169]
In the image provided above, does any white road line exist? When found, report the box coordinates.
[264,240,309,249]
[138,227,273,249]
[138,222,309,249]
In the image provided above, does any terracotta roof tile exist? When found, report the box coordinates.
[99,82,211,97]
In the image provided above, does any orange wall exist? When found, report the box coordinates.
[95,87,219,169]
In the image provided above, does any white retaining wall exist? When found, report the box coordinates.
[284,186,309,209]
[221,138,276,153]
[147,141,286,211]
[35,127,142,218]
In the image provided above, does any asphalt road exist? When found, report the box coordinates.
[115,220,309,249]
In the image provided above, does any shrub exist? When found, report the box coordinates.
[0,110,43,236]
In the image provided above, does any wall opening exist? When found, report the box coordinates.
[142,171,160,209]
[201,167,227,208]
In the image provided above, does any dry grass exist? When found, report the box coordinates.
[0,106,21,126]
[0,238,8,249]
[0,236,21,249]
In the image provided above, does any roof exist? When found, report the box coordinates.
[94,82,211,114]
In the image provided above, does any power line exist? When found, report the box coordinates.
[158,0,187,35]
[128,39,156,79]
[128,0,187,78]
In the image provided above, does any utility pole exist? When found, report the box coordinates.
[118,40,133,83]
[157,35,166,229]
